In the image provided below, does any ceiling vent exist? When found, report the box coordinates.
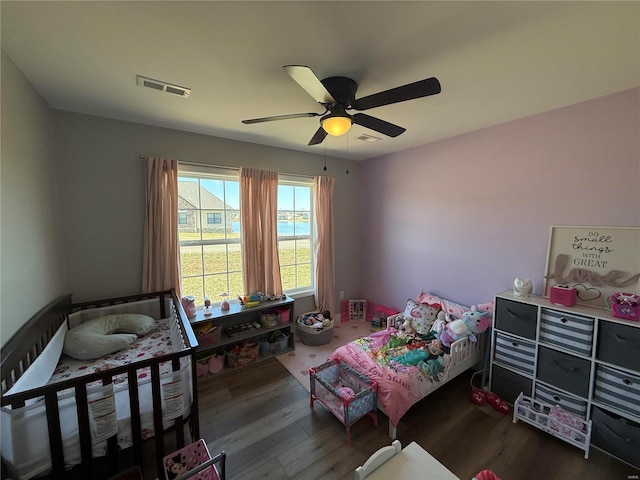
[355,133,382,143]
[136,75,191,98]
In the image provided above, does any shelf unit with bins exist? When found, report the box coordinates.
[190,296,295,375]
[490,290,640,469]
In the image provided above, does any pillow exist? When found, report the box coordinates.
[63,314,156,360]
[416,291,469,319]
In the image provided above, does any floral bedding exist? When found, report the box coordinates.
[48,317,175,389]
[328,328,452,427]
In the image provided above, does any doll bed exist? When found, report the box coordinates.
[1,289,200,480]
[328,294,485,439]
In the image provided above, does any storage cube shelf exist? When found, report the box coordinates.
[490,291,640,469]
[189,297,294,376]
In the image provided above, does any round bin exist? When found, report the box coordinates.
[297,314,334,346]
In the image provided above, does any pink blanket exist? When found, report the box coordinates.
[329,328,452,427]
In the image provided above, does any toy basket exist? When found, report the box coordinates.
[225,341,259,368]
[297,313,334,346]
[309,359,378,445]
[163,439,220,480]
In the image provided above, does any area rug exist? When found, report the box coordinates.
[277,320,376,392]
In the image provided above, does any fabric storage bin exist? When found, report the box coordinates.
[591,406,640,469]
[277,307,291,325]
[226,341,259,368]
[534,382,588,419]
[309,359,378,446]
[537,346,591,398]
[496,299,537,339]
[490,364,533,405]
[597,321,640,372]
[540,308,594,357]
[593,364,640,418]
[195,351,225,376]
[493,332,536,375]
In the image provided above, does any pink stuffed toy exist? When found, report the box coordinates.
[439,305,491,347]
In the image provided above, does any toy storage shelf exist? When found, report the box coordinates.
[490,290,640,469]
[190,296,295,376]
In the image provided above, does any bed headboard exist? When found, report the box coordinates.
[1,294,72,396]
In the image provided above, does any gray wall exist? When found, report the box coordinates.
[51,111,362,314]
[1,50,68,345]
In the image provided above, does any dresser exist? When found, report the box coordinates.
[490,290,640,468]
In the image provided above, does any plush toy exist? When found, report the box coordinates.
[398,299,441,336]
[438,306,491,347]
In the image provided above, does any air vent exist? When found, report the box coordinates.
[355,133,382,143]
[136,75,191,98]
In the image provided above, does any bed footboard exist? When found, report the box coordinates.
[384,332,484,439]
[1,289,199,480]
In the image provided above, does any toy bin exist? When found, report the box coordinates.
[192,322,221,347]
[225,341,259,368]
[309,359,378,445]
[195,350,225,376]
[163,439,220,480]
[297,313,334,346]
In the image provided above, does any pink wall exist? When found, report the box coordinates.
[360,88,640,311]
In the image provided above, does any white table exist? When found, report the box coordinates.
[365,441,460,480]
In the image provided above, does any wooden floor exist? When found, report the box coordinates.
[194,358,639,480]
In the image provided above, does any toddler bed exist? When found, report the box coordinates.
[1,289,200,480]
[329,292,490,438]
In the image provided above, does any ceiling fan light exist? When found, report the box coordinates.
[321,115,352,136]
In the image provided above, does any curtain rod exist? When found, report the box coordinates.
[139,155,320,179]
[139,155,238,172]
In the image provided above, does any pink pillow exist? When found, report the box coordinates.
[416,290,469,319]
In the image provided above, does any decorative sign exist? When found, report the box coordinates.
[544,226,640,310]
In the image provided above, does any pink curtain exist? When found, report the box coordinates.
[142,157,180,296]
[240,167,283,295]
[314,176,335,313]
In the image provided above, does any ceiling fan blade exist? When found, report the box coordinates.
[283,65,336,105]
[351,77,441,111]
[307,127,328,146]
[242,112,320,124]
[352,113,406,137]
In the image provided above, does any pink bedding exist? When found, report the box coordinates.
[329,328,452,427]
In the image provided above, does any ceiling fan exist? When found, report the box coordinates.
[242,65,441,146]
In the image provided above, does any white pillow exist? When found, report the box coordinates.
[63,314,156,360]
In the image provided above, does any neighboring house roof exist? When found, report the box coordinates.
[178,181,232,210]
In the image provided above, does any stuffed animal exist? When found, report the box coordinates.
[398,299,441,336]
[438,306,491,347]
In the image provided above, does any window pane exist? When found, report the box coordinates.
[203,244,227,275]
[178,172,243,305]
[280,265,296,291]
[204,274,229,300]
[296,238,311,263]
[296,264,311,288]
[180,245,203,276]
[181,276,204,305]
[227,242,242,272]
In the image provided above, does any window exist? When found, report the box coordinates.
[177,168,314,305]
[277,178,314,294]
[207,212,222,224]
[178,167,241,306]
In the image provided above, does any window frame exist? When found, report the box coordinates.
[277,175,315,296]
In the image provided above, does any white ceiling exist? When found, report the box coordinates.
[2,1,639,161]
